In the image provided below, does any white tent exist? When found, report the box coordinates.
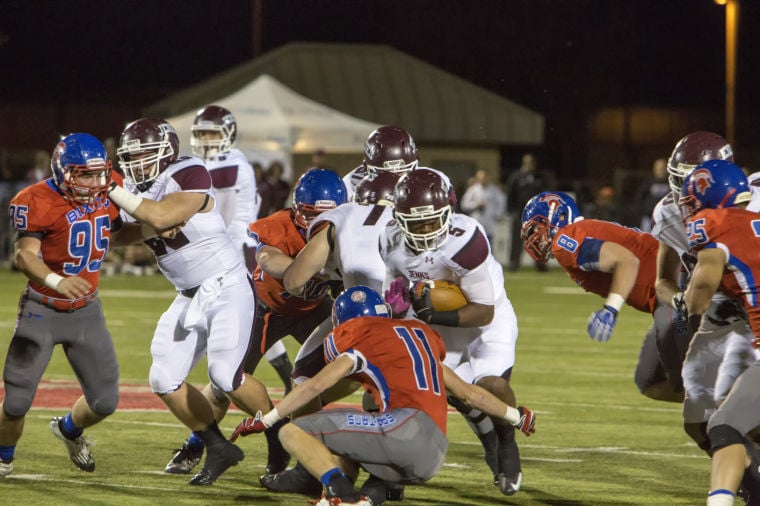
[166,74,381,180]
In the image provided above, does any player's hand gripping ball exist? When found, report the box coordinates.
[411,279,468,312]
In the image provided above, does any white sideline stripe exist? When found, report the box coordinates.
[543,286,587,295]
[521,444,705,459]
[5,475,198,492]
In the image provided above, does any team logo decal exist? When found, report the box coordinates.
[691,169,715,195]
[538,193,563,208]
[350,290,367,303]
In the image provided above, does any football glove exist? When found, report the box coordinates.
[230,411,268,442]
[410,280,434,323]
[587,305,618,342]
[384,276,411,317]
[671,292,688,320]
[514,406,536,436]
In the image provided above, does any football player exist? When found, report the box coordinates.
[161,106,297,475]
[342,125,418,200]
[230,286,535,506]
[521,191,693,401]
[108,117,279,486]
[678,160,760,506]
[251,171,403,499]
[1,133,120,477]
[378,168,525,495]
[342,125,457,207]
[651,132,756,455]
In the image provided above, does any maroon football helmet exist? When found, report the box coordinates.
[364,126,418,174]
[667,131,734,194]
[190,105,237,158]
[353,171,401,206]
[393,168,451,252]
[117,117,179,190]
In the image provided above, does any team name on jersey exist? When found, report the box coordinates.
[408,270,432,281]
[345,413,396,427]
[66,199,112,224]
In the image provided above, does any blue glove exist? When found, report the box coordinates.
[587,305,618,342]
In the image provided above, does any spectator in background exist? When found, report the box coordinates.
[582,185,625,223]
[506,153,545,272]
[258,162,292,218]
[461,169,504,245]
[24,150,49,184]
[635,158,670,232]
[310,148,333,170]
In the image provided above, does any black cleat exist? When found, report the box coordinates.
[188,441,243,486]
[259,463,323,498]
[496,472,522,496]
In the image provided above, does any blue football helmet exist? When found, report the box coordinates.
[293,168,347,230]
[332,285,390,326]
[679,159,751,219]
[520,191,582,263]
[50,133,112,204]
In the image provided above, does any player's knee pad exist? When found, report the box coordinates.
[87,393,119,416]
[207,361,238,393]
[149,363,183,395]
[682,394,715,424]
[709,424,746,453]
[1,391,33,418]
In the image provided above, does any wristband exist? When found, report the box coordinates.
[108,183,144,215]
[604,293,625,312]
[141,223,157,239]
[429,310,460,327]
[44,273,64,290]
[262,408,282,428]
[504,406,521,425]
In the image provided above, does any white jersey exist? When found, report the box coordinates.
[343,165,453,203]
[308,202,393,293]
[650,193,690,262]
[205,148,259,251]
[123,156,242,289]
[379,213,518,380]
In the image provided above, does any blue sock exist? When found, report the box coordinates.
[0,445,15,462]
[320,467,344,486]
[61,413,83,439]
[187,431,205,450]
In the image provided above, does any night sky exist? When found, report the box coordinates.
[2,0,758,162]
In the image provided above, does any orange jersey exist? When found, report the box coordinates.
[324,316,449,433]
[688,207,760,336]
[552,219,658,313]
[247,209,331,316]
[8,179,121,297]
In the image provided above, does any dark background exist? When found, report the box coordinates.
[1,0,758,179]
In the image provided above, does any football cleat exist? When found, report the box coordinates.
[260,463,323,497]
[164,439,204,474]
[188,441,243,486]
[0,458,13,478]
[496,471,522,496]
[50,417,95,472]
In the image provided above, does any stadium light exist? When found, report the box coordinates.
[714,0,739,146]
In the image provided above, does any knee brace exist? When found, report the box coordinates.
[709,424,746,453]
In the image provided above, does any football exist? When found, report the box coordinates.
[413,279,468,311]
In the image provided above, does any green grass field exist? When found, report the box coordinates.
[0,268,708,505]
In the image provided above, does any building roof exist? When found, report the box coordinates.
[145,42,544,146]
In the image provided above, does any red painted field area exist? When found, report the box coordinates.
[1,380,168,410]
